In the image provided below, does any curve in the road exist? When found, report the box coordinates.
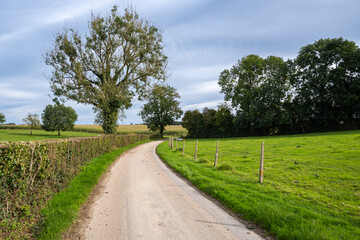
[80,140,264,240]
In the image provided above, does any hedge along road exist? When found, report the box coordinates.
[75,140,263,240]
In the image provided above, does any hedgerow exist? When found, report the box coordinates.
[0,134,158,239]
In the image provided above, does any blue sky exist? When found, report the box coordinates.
[1,0,359,124]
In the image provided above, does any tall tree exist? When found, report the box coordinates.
[23,113,41,135]
[45,6,168,134]
[139,84,182,138]
[0,113,5,124]
[218,55,290,135]
[42,104,78,136]
[292,38,360,131]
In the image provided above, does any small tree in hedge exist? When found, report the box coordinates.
[0,113,5,124]
[42,104,78,135]
[23,113,41,135]
[139,84,183,138]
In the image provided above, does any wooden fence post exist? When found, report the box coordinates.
[171,137,173,149]
[183,139,185,156]
[259,142,264,183]
[168,137,170,147]
[214,140,219,166]
[194,140,198,160]
[176,138,178,151]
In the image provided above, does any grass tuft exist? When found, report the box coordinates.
[217,163,233,171]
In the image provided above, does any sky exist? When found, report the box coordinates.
[1,0,359,125]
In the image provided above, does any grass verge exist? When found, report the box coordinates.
[157,131,360,240]
[35,139,152,239]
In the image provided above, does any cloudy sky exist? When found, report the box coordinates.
[1,0,359,124]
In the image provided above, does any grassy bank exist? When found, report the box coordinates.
[36,140,152,239]
[157,131,360,240]
[0,129,98,142]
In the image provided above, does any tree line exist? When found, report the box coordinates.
[0,102,78,136]
[182,38,360,138]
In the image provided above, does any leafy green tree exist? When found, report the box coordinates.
[0,113,5,124]
[182,106,235,138]
[182,110,204,138]
[214,103,234,138]
[42,104,78,135]
[218,54,290,135]
[202,108,218,138]
[139,84,182,138]
[45,6,168,134]
[292,38,360,131]
[22,113,41,135]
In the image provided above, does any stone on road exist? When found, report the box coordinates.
[83,140,263,240]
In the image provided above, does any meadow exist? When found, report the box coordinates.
[0,129,98,142]
[157,130,360,240]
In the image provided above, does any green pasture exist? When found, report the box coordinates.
[0,129,98,142]
[157,130,360,240]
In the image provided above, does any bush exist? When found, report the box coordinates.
[0,134,159,239]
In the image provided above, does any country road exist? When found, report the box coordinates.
[73,140,264,240]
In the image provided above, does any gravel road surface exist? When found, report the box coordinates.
[81,140,263,240]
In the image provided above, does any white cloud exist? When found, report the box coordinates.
[173,65,229,82]
[0,88,39,100]
[182,100,222,111]
[0,0,117,43]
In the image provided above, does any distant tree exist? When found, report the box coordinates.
[182,106,235,138]
[0,113,5,124]
[292,38,360,131]
[202,108,218,138]
[44,6,168,134]
[182,110,204,138]
[218,54,290,136]
[214,103,234,138]
[139,84,183,138]
[42,104,78,135]
[22,113,41,135]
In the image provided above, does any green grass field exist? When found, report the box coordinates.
[157,130,360,240]
[0,129,98,142]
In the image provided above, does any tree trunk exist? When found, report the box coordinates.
[30,130,32,135]
[101,108,118,134]
[160,125,164,138]
[58,131,61,136]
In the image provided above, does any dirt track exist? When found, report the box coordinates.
[74,140,264,239]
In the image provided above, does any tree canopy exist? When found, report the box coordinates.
[182,105,235,138]
[182,38,360,138]
[292,38,360,131]
[23,113,41,135]
[41,104,78,135]
[45,6,168,134]
[218,54,290,136]
[139,84,182,137]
